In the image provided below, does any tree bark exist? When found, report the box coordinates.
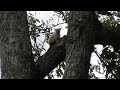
[32,11,120,79]
[63,11,102,79]
[32,36,66,79]
[0,11,34,79]
[1,11,120,79]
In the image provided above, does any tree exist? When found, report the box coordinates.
[0,11,34,79]
[1,11,120,79]
[63,11,102,79]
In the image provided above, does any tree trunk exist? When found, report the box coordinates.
[1,11,119,79]
[63,11,102,79]
[0,11,34,79]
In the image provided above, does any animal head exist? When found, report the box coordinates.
[54,28,61,33]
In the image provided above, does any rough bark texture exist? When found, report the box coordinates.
[63,11,102,79]
[32,36,66,79]
[1,11,120,79]
[0,11,34,79]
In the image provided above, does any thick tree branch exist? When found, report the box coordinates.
[95,26,120,52]
[96,26,120,44]
[32,36,66,79]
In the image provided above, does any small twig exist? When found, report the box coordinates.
[93,50,108,75]
[93,50,106,66]
[57,14,61,25]
[35,11,37,18]
[39,32,47,55]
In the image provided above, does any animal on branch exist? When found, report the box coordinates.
[48,28,61,46]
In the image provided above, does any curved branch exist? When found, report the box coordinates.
[32,36,67,79]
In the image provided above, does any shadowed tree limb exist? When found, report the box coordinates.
[95,26,120,48]
[32,36,66,79]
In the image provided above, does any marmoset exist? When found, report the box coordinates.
[48,28,61,46]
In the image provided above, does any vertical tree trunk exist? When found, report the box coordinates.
[63,11,102,79]
[0,11,34,79]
